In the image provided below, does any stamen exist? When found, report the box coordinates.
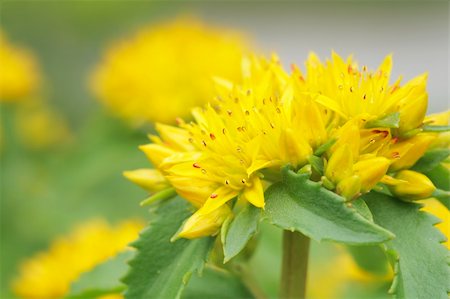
[210,133,216,140]
[363,94,367,100]
[210,193,218,199]
[392,152,400,159]
[193,163,201,168]
[225,180,230,185]
[202,140,207,147]
[227,110,232,116]
[241,179,246,184]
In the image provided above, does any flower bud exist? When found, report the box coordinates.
[336,175,361,200]
[177,205,232,239]
[398,74,428,133]
[389,170,435,201]
[325,144,353,183]
[123,168,169,192]
[353,157,390,193]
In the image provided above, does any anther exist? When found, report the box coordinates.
[210,133,216,140]
[193,163,201,168]
[210,193,218,199]
[392,152,400,159]
[202,140,207,147]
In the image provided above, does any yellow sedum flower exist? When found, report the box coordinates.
[0,30,40,101]
[128,52,440,239]
[91,17,250,124]
[12,219,144,299]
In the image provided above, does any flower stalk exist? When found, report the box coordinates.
[280,230,310,299]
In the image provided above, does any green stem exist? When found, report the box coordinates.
[280,230,310,299]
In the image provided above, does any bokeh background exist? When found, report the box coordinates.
[1,1,448,298]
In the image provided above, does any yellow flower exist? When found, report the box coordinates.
[128,52,440,238]
[389,170,436,201]
[0,30,40,101]
[12,219,144,299]
[91,17,250,125]
[299,52,428,134]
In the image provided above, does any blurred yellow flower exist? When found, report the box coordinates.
[420,199,449,249]
[91,17,250,125]
[0,30,40,101]
[12,219,144,299]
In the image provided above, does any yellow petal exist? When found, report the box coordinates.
[139,143,175,167]
[178,205,232,239]
[388,134,435,171]
[241,176,265,208]
[197,186,239,216]
[123,169,169,192]
[155,123,194,151]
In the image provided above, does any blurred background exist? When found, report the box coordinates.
[1,1,448,298]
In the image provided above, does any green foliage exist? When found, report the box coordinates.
[366,112,400,128]
[67,251,133,299]
[223,204,261,263]
[182,267,254,299]
[364,192,449,299]
[411,148,450,173]
[264,168,394,245]
[123,197,213,299]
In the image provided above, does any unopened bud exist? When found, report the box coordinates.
[336,175,361,200]
[177,205,232,239]
[389,170,435,201]
[354,157,390,193]
[123,168,169,192]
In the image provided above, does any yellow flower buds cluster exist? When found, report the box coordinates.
[127,52,446,238]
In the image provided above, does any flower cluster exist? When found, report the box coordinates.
[12,219,143,299]
[126,52,448,239]
[91,18,249,125]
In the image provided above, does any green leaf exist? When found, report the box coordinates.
[223,204,261,263]
[182,266,254,299]
[264,168,394,245]
[422,124,450,132]
[366,112,400,128]
[364,192,449,299]
[411,148,450,173]
[67,251,133,299]
[123,197,214,299]
[351,198,373,221]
